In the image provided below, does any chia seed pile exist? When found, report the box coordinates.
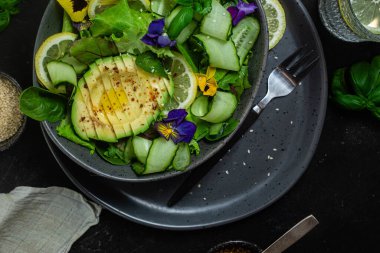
[0,76,23,143]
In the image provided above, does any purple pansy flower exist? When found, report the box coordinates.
[227,0,258,26]
[141,18,176,47]
[155,109,196,144]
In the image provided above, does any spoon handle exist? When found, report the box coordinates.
[262,215,319,253]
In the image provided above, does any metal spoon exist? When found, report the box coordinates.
[208,215,319,253]
[261,215,319,253]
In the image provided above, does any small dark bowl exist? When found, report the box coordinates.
[208,240,262,253]
[34,0,268,182]
[0,72,27,151]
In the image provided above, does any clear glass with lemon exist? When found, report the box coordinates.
[319,0,380,42]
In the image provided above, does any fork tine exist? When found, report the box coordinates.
[287,50,314,74]
[279,46,307,69]
[294,56,320,81]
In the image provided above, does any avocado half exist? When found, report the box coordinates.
[71,54,170,142]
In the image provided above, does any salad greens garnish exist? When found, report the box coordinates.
[0,0,22,32]
[331,55,380,119]
[228,0,258,26]
[141,18,176,48]
[155,109,196,144]
[22,0,262,175]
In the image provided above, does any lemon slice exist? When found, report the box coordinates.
[350,0,380,35]
[164,53,198,112]
[260,0,286,49]
[34,32,77,93]
[88,0,150,19]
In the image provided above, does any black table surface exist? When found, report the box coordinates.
[1,0,380,252]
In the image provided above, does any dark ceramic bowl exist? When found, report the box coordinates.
[34,0,268,182]
[0,72,27,151]
[208,240,262,253]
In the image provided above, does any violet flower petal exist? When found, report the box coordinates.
[237,0,258,15]
[148,18,165,35]
[141,34,157,46]
[227,6,239,20]
[232,10,247,26]
[163,109,187,125]
[157,35,172,48]
[173,121,196,144]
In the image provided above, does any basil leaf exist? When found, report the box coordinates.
[19,87,67,122]
[334,94,367,111]
[167,6,194,39]
[331,68,348,95]
[56,115,95,153]
[135,51,167,78]
[0,10,10,32]
[370,107,380,120]
[350,61,372,97]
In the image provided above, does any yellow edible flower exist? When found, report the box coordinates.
[57,0,89,22]
[197,66,218,96]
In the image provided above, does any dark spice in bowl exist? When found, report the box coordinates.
[0,73,26,151]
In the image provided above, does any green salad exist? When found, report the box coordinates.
[20,0,261,175]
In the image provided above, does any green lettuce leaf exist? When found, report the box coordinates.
[56,115,96,153]
[90,0,153,37]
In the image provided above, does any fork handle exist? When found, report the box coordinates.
[253,93,273,114]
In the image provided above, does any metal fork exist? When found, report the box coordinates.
[253,46,320,115]
[166,47,320,207]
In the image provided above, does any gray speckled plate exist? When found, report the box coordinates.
[34,0,268,182]
[42,0,328,230]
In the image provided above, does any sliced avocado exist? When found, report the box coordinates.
[79,75,117,142]
[113,55,142,123]
[71,79,94,141]
[88,63,127,139]
[82,67,118,143]
[95,58,133,137]
[72,54,170,142]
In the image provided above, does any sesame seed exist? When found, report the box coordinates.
[197,184,201,188]
[249,129,254,133]
[243,162,246,166]
[267,172,271,177]
[247,149,251,154]
[225,170,229,175]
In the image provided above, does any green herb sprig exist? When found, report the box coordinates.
[0,0,22,32]
[331,55,380,120]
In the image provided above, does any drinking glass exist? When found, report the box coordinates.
[319,0,380,42]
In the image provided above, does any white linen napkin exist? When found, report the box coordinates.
[0,186,101,253]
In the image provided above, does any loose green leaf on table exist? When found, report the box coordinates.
[0,0,22,32]
[331,55,380,119]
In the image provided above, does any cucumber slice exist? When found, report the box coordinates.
[145,137,178,174]
[231,17,260,65]
[191,95,209,117]
[60,55,88,74]
[46,61,77,86]
[209,123,223,135]
[194,34,240,71]
[123,138,135,164]
[176,21,198,44]
[200,0,232,41]
[132,136,153,164]
[201,91,237,123]
[172,143,190,171]
[150,0,176,16]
